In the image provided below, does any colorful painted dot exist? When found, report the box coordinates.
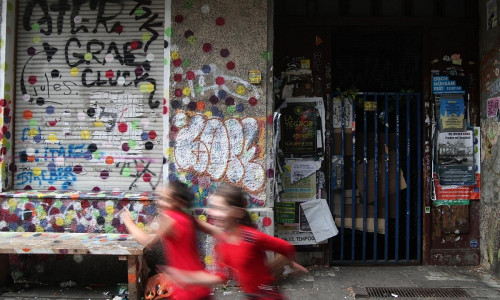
[201,4,210,14]
[226,61,235,70]
[249,97,258,106]
[135,8,145,17]
[115,24,124,34]
[165,28,172,37]
[216,17,225,26]
[174,74,182,82]
[130,40,139,50]
[187,36,196,46]
[220,49,230,57]
[128,140,137,148]
[173,58,182,67]
[84,52,93,61]
[182,59,191,67]
[70,68,79,77]
[139,83,154,93]
[216,76,225,85]
[27,47,36,56]
[105,53,114,63]
[175,15,184,23]
[135,67,144,76]
[218,90,227,99]
[203,43,212,53]
[196,101,205,111]
[236,103,244,112]
[142,33,151,42]
[225,97,234,106]
[74,15,82,24]
[186,71,195,80]
[195,85,203,94]
[117,77,126,85]
[32,36,40,43]
[227,105,236,114]
[118,123,128,133]
[236,85,246,95]
[209,95,219,104]
[32,167,41,177]
[105,156,114,164]
[131,120,140,130]
[81,130,91,140]
[32,23,40,31]
[143,173,152,182]
[263,217,272,227]
[182,87,191,96]
[100,170,109,179]
[23,110,33,120]
[146,53,155,61]
[122,167,131,177]
[48,133,58,142]
[148,131,157,139]
[202,65,211,73]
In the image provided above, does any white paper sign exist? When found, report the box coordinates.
[291,160,320,184]
[332,97,353,128]
[300,199,338,243]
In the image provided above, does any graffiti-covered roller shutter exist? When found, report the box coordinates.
[14,1,164,192]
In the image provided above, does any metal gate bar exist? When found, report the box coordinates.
[330,92,422,264]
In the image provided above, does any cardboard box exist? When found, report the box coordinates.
[355,151,407,219]
[332,128,353,155]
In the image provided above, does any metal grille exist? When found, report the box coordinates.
[15,1,164,192]
[366,287,470,298]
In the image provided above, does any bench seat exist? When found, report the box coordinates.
[0,232,154,299]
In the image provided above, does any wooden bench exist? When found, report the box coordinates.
[0,232,154,300]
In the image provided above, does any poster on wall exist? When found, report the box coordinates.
[280,103,319,155]
[332,97,353,128]
[439,96,466,131]
[436,130,475,186]
[434,128,481,206]
[281,163,317,202]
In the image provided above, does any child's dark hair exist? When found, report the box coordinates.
[213,184,255,228]
[167,181,193,206]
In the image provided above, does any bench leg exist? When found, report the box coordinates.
[0,254,10,287]
[127,255,140,300]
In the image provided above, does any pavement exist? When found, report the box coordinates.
[1,265,499,299]
[213,265,500,300]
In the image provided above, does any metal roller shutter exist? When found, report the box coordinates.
[15,0,164,192]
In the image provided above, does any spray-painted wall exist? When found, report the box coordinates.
[478,0,500,278]
[167,0,272,208]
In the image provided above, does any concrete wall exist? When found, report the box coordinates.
[478,0,500,278]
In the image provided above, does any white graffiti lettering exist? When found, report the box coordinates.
[173,113,265,193]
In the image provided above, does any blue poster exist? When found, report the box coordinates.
[440,97,465,131]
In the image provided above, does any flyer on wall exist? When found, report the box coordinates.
[436,130,475,186]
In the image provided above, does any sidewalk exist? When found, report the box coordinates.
[1,265,499,299]
[213,265,500,299]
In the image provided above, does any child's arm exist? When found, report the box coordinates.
[195,218,224,239]
[121,208,173,245]
[158,266,226,287]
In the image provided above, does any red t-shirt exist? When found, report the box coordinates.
[162,209,211,300]
[215,225,296,295]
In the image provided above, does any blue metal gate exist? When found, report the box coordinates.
[329,92,422,264]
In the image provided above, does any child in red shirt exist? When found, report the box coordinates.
[164,184,308,300]
[121,181,215,300]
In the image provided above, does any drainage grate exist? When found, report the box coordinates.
[366,287,470,298]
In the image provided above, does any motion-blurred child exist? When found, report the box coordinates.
[164,184,308,300]
[121,181,216,300]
